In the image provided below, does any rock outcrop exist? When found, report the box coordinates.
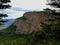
[14,12,60,34]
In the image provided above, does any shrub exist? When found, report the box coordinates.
[18,16,27,21]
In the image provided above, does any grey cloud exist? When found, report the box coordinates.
[11,7,30,11]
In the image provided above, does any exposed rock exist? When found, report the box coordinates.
[14,12,60,34]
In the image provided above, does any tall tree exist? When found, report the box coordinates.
[44,0,60,15]
[0,0,11,25]
[47,0,60,8]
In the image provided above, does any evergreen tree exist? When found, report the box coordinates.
[47,0,60,8]
[44,0,60,15]
[0,0,11,25]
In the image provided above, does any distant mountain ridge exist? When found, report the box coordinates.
[0,19,15,30]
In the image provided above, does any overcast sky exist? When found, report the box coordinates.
[2,0,50,19]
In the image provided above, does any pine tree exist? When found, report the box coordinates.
[44,0,60,15]
[0,0,11,25]
[47,0,60,8]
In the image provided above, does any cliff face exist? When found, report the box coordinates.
[14,12,60,34]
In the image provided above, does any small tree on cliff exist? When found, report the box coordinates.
[0,0,11,25]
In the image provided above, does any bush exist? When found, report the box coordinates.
[18,16,27,21]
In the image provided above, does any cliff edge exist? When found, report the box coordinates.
[14,12,60,34]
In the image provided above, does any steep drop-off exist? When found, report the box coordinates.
[14,12,60,34]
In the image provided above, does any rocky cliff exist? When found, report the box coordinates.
[14,12,60,34]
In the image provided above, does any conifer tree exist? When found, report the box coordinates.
[0,0,11,25]
[44,0,60,15]
[47,0,60,8]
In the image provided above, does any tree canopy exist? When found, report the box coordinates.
[47,0,60,8]
[0,0,11,25]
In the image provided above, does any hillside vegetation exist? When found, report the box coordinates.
[0,11,60,45]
